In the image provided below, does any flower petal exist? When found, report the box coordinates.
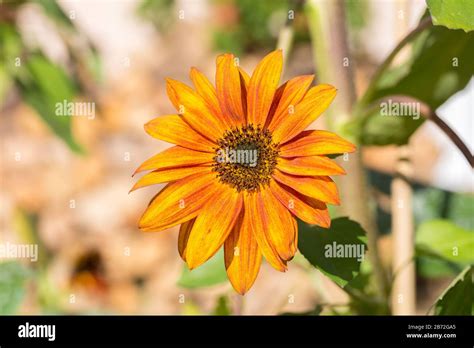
[272,84,337,144]
[273,170,340,205]
[178,219,194,261]
[185,185,243,269]
[215,54,246,126]
[266,75,314,130]
[247,50,283,126]
[245,192,288,271]
[144,115,215,152]
[224,210,262,295]
[252,188,298,261]
[139,172,221,232]
[166,78,227,140]
[130,165,212,192]
[190,67,221,116]
[277,156,346,176]
[133,146,214,175]
[269,179,330,227]
[279,130,356,157]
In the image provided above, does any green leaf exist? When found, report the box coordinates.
[0,23,23,73]
[280,305,323,316]
[358,21,474,145]
[15,53,84,153]
[416,219,474,264]
[433,266,473,315]
[34,0,76,29]
[177,249,228,289]
[0,262,32,314]
[427,0,474,32]
[213,295,231,315]
[298,217,367,288]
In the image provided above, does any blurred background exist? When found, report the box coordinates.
[0,0,472,315]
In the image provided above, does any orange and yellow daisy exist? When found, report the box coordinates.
[132,50,355,294]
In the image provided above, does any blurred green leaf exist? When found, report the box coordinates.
[213,295,231,315]
[357,21,474,145]
[416,219,474,264]
[281,305,323,316]
[417,254,464,278]
[433,266,473,315]
[177,249,227,289]
[0,23,23,72]
[34,0,75,29]
[0,262,32,314]
[212,0,290,53]
[298,217,367,288]
[358,108,424,145]
[0,24,22,105]
[15,53,84,153]
[137,0,175,33]
[427,0,474,32]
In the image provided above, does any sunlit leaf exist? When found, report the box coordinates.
[357,17,474,145]
[427,0,474,32]
[298,217,367,288]
[416,219,474,264]
[433,266,473,315]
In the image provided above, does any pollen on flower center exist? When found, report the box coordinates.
[213,124,279,192]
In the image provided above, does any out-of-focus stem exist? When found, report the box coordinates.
[277,25,294,65]
[305,0,388,298]
[277,0,304,66]
[391,147,416,314]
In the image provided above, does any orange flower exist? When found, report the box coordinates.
[132,50,356,294]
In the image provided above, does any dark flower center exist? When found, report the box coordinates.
[213,124,279,192]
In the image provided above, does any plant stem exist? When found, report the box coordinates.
[391,149,416,315]
[305,0,389,298]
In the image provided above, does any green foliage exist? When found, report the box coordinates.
[427,0,474,32]
[355,18,474,145]
[137,0,175,33]
[34,0,75,29]
[15,53,84,153]
[213,295,231,315]
[177,249,228,289]
[416,219,474,264]
[0,262,33,314]
[416,219,474,278]
[433,266,473,315]
[413,188,474,230]
[298,217,367,288]
[212,0,289,54]
[344,0,368,30]
[0,1,101,153]
[281,305,323,316]
[0,24,22,104]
